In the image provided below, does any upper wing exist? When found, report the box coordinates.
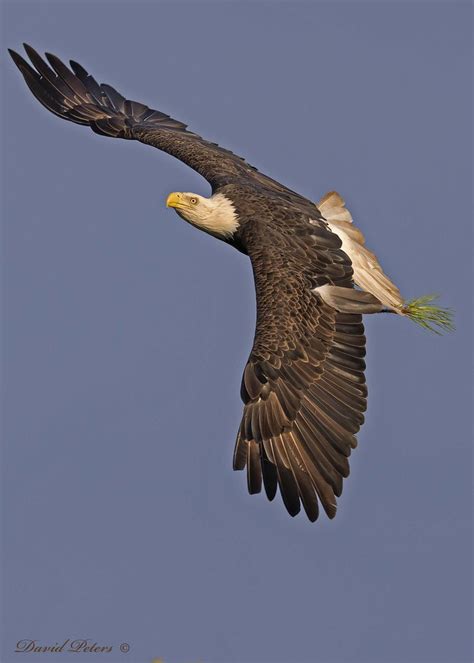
[9,44,306,199]
[234,213,367,521]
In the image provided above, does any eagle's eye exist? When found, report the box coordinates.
[190,197,198,205]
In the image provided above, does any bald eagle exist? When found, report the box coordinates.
[9,45,452,522]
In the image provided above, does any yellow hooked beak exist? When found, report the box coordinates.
[166,192,182,209]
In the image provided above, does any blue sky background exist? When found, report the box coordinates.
[2,2,472,662]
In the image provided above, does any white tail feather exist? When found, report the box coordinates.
[317,191,405,313]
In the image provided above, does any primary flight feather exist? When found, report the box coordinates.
[9,44,453,522]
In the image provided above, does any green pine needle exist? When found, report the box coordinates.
[401,294,454,335]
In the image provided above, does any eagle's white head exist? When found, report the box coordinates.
[166,192,239,240]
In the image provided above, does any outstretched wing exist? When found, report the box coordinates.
[9,44,305,199]
[234,213,367,521]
